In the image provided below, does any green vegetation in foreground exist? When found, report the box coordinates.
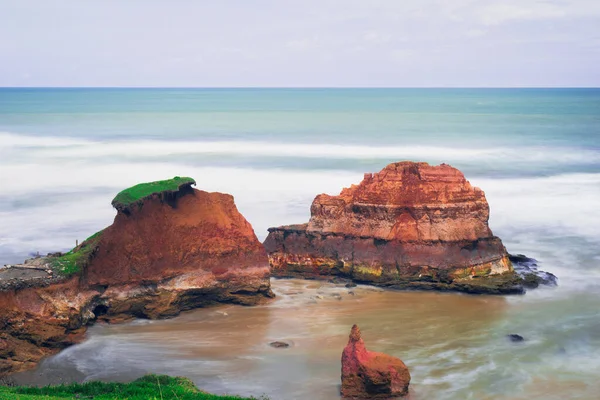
[0,374,264,400]
[111,176,196,211]
[50,230,104,276]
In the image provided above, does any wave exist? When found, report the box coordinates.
[473,173,600,242]
[1,157,599,263]
[2,132,599,265]
[0,132,89,147]
[1,132,599,165]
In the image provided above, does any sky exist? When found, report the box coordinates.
[1,0,599,87]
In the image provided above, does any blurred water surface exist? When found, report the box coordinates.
[2,88,600,399]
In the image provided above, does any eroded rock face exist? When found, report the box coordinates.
[341,324,410,398]
[265,162,522,294]
[0,278,96,374]
[85,186,272,318]
[0,181,272,375]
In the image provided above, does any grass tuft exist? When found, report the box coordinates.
[0,374,265,399]
[50,230,104,277]
[111,176,196,212]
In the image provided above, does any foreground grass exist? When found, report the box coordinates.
[50,230,104,276]
[111,176,195,211]
[0,374,263,400]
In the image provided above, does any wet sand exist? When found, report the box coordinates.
[12,278,600,400]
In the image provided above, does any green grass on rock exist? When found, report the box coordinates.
[111,176,196,212]
[50,230,104,277]
[0,374,264,400]
[50,177,195,277]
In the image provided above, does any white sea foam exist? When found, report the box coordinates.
[0,132,89,148]
[1,154,599,265]
[472,173,600,241]
[1,132,599,264]
[0,162,361,257]
[1,132,599,164]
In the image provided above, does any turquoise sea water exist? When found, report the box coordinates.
[1,88,600,399]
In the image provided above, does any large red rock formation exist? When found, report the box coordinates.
[85,185,272,318]
[0,179,272,375]
[264,161,522,294]
[341,324,410,398]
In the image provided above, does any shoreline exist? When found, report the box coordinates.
[6,278,569,400]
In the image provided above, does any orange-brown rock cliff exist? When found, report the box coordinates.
[0,179,272,375]
[264,162,522,294]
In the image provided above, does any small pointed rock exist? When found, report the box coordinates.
[341,324,410,398]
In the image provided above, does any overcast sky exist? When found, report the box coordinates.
[1,0,599,87]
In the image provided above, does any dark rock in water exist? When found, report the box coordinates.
[345,282,357,288]
[520,272,558,288]
[509,253,558,288]
[265,162,521,295]
[270,341,290,348]
[507,334,525,342]
[508,254,537,265]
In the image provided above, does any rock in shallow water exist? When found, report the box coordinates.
[341,324,410,398]
[507,334,525,342]
[509,253,557,288]
[269,341,290,348]
[265,161,524,295]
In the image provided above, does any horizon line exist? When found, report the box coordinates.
[1,86,599,90]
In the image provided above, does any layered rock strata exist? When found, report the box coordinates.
[265,162,523,294]
[341,324,410,398]
[0,178,272,375]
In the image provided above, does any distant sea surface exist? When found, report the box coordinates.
[2,88,600,399]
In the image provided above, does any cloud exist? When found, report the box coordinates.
[362,30,393,44]
[475,2,565,26]
[390,49,415,62]
[0,0,598,86]
[465,29,487,38]
[286,38,318,51]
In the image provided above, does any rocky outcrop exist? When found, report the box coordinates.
[341,325,410,398]
[0,278,96,374]
[84,181,272,317]
[0,177,272,375]
[264,162,524,294]
[508,254,557,288]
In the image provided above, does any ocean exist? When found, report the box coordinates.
[1,88,600,399]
